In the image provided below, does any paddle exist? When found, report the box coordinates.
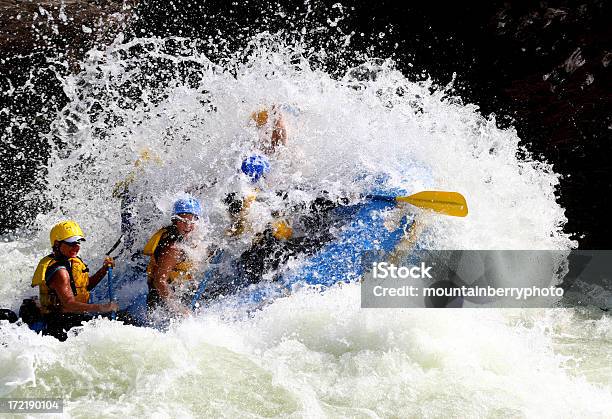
[369,191,468,217]
[106,235,124,257]
[105,235,123,320]
[107,266,116,320]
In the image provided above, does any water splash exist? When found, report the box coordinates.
[25,34,574,258]
[1,33,598,417]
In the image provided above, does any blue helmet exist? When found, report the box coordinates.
[241,155,270,183]
[173,196,202,217]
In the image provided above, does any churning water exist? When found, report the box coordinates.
[1,34,610,417]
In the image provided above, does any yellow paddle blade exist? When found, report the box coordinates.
[397,191,468,217]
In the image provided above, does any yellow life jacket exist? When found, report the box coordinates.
[271,219,293,241]
[226,188,294,240]
[227,188,266,236]
[144,227,193,284]
[31,255,90,314]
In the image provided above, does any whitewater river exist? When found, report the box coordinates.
[1,35,610,417]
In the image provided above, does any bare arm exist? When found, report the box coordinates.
[152,246,181,302]
[87,257,114,290]
[271,113,287,148]
[49,269,117,313]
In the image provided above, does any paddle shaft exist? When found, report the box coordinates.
[105,234,124,257]
[105,235,122,320]
[107,266,116,320]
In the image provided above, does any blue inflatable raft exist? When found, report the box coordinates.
[95,165,434,323]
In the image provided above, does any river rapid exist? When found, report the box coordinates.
[1,34,610,417]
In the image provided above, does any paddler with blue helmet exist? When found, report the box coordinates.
[227,153,348,287]
[143,196,203,314]
[213,155,290,291]
[224,154,292,241]
[29,220,118,340]
[217,154,335,290]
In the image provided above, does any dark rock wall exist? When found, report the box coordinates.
[485,2,611,248]
[1,0,610,247]
[0,0,137,236]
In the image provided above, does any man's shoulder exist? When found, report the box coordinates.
[46,264,70,287]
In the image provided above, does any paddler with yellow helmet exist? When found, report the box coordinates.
[143,196,203,315]
[30,220,118,341]
[209,106,333,289]
[250,105,288,155]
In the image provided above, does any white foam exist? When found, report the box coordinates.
[1,35,604,417]
[1,286,610,416]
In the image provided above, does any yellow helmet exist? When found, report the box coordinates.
[50,220,86,246]
[272,219,293,241]
[134,148,163,167]
[250,108,269,128]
